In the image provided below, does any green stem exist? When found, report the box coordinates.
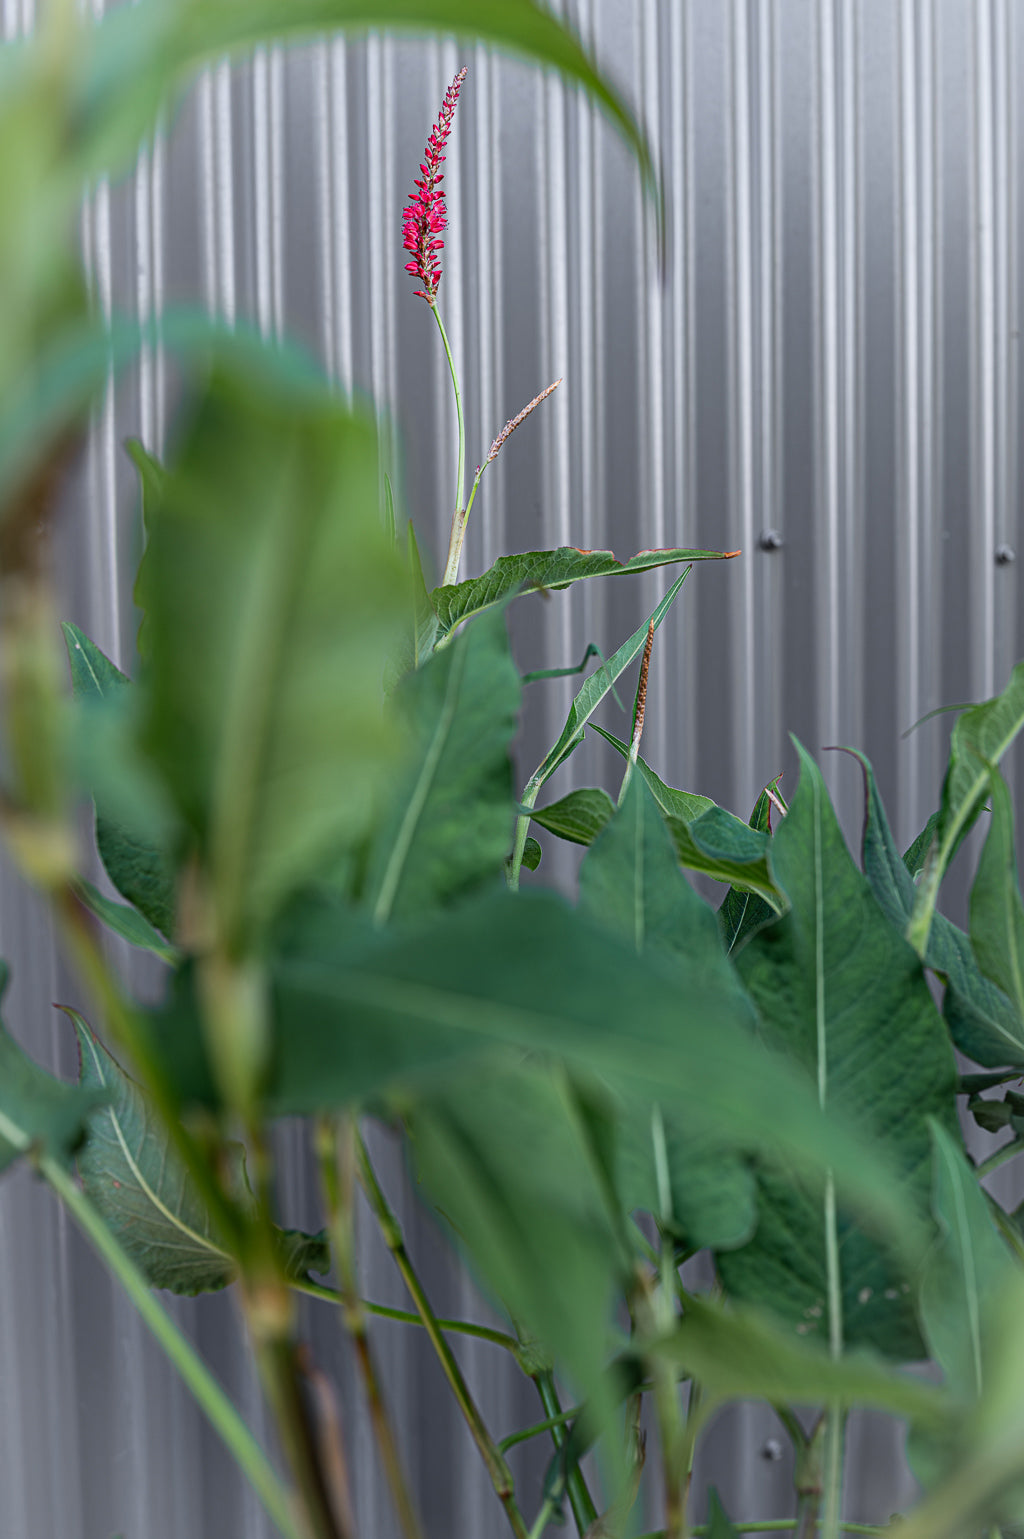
[976,1138,1024,1180]
[356,1133,529,1539]
[432,303,466,586]
[498,1405,580,1455]
[526,1494,559,1539]
[252,1331,345,1539]
[533,1371,598,1534]
[317,1117,423,1539]
[508,775,543,892]
[292,1278,518,1351]
[636,1525,885,1537]
[41,1157,302,1539]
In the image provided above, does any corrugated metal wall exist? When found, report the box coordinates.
[1,2,1023,1535]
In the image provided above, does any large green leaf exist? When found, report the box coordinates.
[72,1012,328,1295]
[77,0,659,232]
[717,743,959,1360]
[408,1062,625,1396]
[970,769,1024,1025]
[857,750,1024,1068]
[62,621,178,938]
[0,967,101,1176]
[530,787,615,847]
[431,545,736,639]
[578,775,755,1249]
[907,663,1024,956]
[134,362,407,951]
[653,1293,945,1425]
[363,607,520,924]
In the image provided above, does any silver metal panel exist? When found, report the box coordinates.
[2,3,1023,1534]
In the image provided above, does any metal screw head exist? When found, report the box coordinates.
[995,544,1016,566]
[759,529,784,552]
[761,1438,784,1462]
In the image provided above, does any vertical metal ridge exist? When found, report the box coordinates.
[970,0,997,699]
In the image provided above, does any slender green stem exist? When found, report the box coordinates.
[636,1525,885,1537]
[292,1278,518,1350]
[356,1133,529,1539]
[317,1118,423,1539]
[508,775,543,891]
[976,1138,1024,1180]
[773,1404,810,1453]
[498,1405,580,1455]
[41,1157,302,1539]
[431,304,466,586]
[526,1494,559,1539]
[533,1371,598,1534]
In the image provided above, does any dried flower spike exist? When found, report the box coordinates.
[402,67,467,305]
[485,379,562,466]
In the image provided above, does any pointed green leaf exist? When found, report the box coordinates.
[134,363,408,950]
[578,776,755,1249]
[590,725,716,822]
[432,545,735,639]
[124,437,167,540]
[857,749,1024,1068]
[71,877,180,965]
[653,1294,945,1424]
[0,966,101,1175]
[383,521,440,694]
[970,768,1024,1023]
[718,784,780,954]
[72,1012,327,1295]
[920,1122,1016,1403]
[706,1490,741,1539]
[717,742,959,1360]
[908,663,1024,956]
[62,620,178,938]
[364,607,520,924]
[530,787,615,847]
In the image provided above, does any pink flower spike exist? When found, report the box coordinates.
[402,67,467,306]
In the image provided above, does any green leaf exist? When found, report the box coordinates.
[705,1489,741,1539]
[653,1293,946,1425]
[589,726,716,823]
[530,787,615,847]
[431,545,735,639]
[717,742,959,1360]
[857,748,1024,1068]
[363,606,520,924]
[152,890,925,1259]
[71,877,180,965]
[523,571,690,808]
[908,662,1024,956]
[124,437,167,541]
[919,1121,1016,1403]
[0,966,101,1175]
[408,1062,624,1395]
[578,775,755,1249]
[520,836,542,873]
[72,1011,328,1295]
[970,768,1024,1023]
[383,521,440,694]
[62,620,178,938]
[718,783,780,954]
[135,362,407,950]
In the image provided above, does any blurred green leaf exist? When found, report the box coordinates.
[135,362,407,951]
[72,1010,328,1294]
[62,620,178,938]
[908,663,1024,956]
[717,742,959,1360]
[705,1490,741,1539]
[432,545,734,639]
[578,775,755,1249]
[857,748,1024,1069]
[530,787,615,847]
[408,1062,624,1395]
[71,877,180,965]
[125,437,167,543]
[653,1293,946,1425]
[364,607,519,923]
[0,964,102,1176]
[383,521,440,694]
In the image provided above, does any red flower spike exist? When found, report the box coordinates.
[402,67,467,305]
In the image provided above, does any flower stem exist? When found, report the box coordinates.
[532,1371,598,1533]
[356,1132,529,1539]
[508,775,544,891]
[292,1278,518,1351]
[431,304,467,586]
[976,1138,1024,1180]
[41,1157,302,1539]
[316,1116,423,1539]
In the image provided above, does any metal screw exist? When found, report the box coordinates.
[761,1438,784,1462]
[995,544,1016,566]
[759,529,784,552]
